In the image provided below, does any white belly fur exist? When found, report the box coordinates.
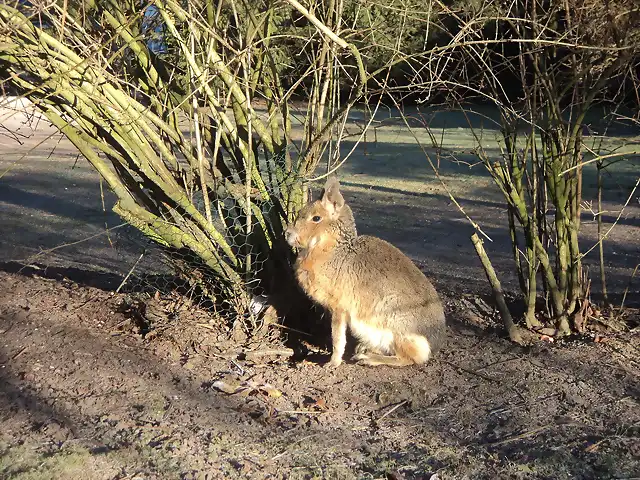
[348,318,433,363]
[349,318,395,353]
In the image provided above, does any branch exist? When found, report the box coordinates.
[471,233,524,344]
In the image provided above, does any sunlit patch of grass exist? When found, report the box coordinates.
[0,443,119,480]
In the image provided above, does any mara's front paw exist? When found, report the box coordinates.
[324,355,342,368]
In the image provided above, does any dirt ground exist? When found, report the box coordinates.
[0,270,638,480]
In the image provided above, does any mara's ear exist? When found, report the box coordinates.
[320,176,344,215]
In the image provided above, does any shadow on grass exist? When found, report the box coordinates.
[0,261,124,291]
[347,104,640,139]
[0,150,637,306]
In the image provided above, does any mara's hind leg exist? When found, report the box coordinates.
[352,344,391,364]
[353,335,432,367]
[352,352,413,367]
[353,343,383,355]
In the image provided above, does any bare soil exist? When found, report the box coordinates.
[1,270,638,479]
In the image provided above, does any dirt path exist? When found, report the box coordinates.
[1,271,638,479]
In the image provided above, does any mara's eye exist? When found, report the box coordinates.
[311,215,322,223]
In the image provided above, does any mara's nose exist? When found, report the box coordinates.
[284,227,298,247]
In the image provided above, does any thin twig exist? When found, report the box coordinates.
[115,250,145,294]
[560,150,640,175]
[277,410,324,416]
[377,400,408,422]
[487,424,556,447]
[268,322,313,337]
[581,177,639,258]
[620,263,640,312]
[386,96,493,242]
[11,346,29,360]
[19,223,128,267]
[243,348,294,360]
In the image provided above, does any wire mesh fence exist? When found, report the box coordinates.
[107,175,301,333]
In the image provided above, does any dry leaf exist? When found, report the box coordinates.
[256,382,282,398]
[303,396,328,411]
[212,380,245,395]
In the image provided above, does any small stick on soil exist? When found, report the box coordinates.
[584,437,608,453]
[109,317,132,333]
[277,410,324,415]
[471,233,524,344]
[228,358,245,376]
[74,295,100,311]
[12,346,28,359]
[196,323,216,330]
[268,323,313,337]
[244,348,294,360]
[488,424,567,447]
[377,400,408,422]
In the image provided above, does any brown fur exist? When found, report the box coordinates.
[285,177,446,368]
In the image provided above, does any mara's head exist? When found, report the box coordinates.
[285,177,356,250]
